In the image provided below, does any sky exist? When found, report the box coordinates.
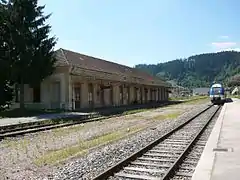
[39,0,240,67]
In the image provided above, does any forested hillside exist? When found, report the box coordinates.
[135,51,240,88]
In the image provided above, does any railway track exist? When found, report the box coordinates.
[92,104,221,180]
[0,102,175,140]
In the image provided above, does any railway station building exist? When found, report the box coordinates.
[13,48,171,110]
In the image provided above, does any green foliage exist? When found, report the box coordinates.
[1,0,57,110]
[0,1,14,109]
[135,51,240,88]
[228,74,240,86]
[5,0,57,85]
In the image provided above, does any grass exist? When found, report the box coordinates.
[122,108,148,115]
[51,124,86,137]
[228,95,240,99]
[34,126,143,166]
[182,96,209,104]
[152,111,182,121]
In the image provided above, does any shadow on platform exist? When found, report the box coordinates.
[225,98,233,103]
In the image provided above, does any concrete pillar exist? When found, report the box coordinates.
[141,87,144,104]
[166,88,169,100]
[163,87,166,101]
[123,86,127,105]
[93,83,98,107]
[147,88,150,102]
[60,73,66,108]
[64,76,74,110]
[156,88,159,102]
[160,87,163,101]
[81,82,88,108]
[104,88,111,106]
[162,87,165,101]
[137,87,140,103]
[129,86,134,104]
[119,85,123,105]
[40,80,51,109]
[88,83,94,108]
[112,85,119,106]
[144,87,148,103]
[158,88,161,101]
[64,73,74,110]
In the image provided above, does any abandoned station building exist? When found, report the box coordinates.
[14,49,171,110]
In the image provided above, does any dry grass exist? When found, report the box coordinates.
[152,111,182,121]
[34,126,143,166]
[183,97,209,105]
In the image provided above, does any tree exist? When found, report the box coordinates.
[0,1,14,110]
[228,74,240,87]
[3,0,57,111]
[135,51,240,88]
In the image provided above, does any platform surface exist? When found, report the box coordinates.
[192,98,240,180]
[0,112,96,127]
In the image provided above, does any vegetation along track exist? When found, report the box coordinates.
[92,104,221,180]
[0,102,177,140]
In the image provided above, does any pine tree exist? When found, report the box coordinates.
[3,0,57,111]
[0,1,14,110]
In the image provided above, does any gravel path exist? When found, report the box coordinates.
[0,100,210,180]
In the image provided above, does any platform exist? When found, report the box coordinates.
[0,112,97,127]
[192,98,240,180]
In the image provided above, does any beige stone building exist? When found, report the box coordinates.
[13,48,171,110]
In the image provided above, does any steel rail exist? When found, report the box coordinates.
[0,102,176,140]
[162,105,221,180]
[92,104,214,180]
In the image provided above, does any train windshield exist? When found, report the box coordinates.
[211,87,223,94]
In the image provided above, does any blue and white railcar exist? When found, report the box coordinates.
[209,83,226,105]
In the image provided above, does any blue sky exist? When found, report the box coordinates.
[40,0,240,67]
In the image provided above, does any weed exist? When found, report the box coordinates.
[34,126,143,166]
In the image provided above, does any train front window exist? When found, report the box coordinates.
[212,87,222,94]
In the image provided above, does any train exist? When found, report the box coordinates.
[209,83,226,105]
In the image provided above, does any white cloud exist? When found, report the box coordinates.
[211,42,236,49]
[219,35,229,39]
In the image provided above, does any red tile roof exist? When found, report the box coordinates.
[54,48,170,87]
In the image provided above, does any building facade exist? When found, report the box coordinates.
[12,48,171,110]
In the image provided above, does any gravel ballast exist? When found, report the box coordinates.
[0,100,210,180]
[52,103,210,180]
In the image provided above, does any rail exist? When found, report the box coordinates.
[92,104,220,180]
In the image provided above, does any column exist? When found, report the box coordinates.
[137,87,140,103]
[158,88,161,101]
[93,83,98,107]
[129,86,134,104]
[59,73,65,108]
[155,88,158,102]
[160,87,163,101]
[112,84,119,106]
[147,88,151,102]
[166,88,169,100]
[141,87,145,104]
[163,87,166,101]
[81,81,88,108]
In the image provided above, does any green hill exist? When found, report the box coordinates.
[135,51,240,88]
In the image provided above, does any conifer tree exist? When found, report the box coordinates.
[2,0,57,111]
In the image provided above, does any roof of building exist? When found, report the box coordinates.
[54,48,170,86]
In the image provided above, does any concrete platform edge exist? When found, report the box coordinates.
[191,104,227,180]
